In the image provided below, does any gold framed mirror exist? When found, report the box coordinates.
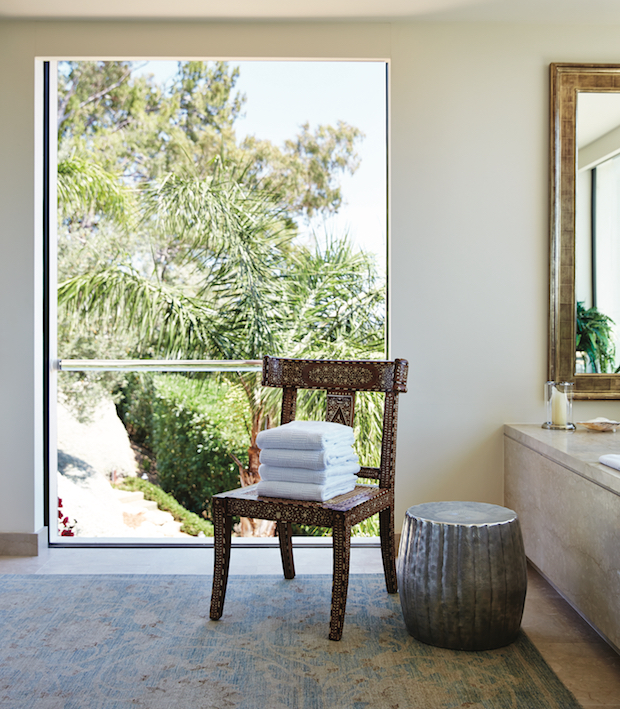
[550,63,620,399]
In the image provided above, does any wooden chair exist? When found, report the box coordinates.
[209,355,409,641]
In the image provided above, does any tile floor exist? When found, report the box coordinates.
[0,544,619,707]
[522,563,620,708]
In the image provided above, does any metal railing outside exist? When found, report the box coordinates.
[57,359,263,373]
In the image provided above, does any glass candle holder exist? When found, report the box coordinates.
[542,381,575,430]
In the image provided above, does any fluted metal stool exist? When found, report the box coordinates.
[397,501,527,651]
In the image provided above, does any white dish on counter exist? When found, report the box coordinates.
[577,417,620,432]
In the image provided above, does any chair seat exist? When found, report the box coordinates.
[214,483,392,528]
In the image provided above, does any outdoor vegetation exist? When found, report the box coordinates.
[576,301,618,373]
[113,476,215,537]
[56,60,386,537]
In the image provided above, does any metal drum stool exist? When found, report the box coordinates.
[397,501,527,651]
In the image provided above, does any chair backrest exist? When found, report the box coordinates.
[262,356,408,490]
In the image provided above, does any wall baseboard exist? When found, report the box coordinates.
[0,528,48,556]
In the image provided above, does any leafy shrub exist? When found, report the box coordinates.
[114,477,214,536]
[150,375,246,519]
[116,373,248,520]
[116,372,154,447]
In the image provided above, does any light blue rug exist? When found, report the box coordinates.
[0,574,580,709]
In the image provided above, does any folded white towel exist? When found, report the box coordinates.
[259,460,361,485]
[599,454,620,471]
[259,445,358,471]
[256,420,354,451]
[256,475,358,502]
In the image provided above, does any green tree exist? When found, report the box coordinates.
[57,60,363,218]
[241,121,363,218]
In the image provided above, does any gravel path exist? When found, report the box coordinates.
[56,398,187,538]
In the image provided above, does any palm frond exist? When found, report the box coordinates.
[140,168,295,357]
[58,155,135,227]
[58,266,233,359]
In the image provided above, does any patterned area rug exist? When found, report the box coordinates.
[0,574,580,709]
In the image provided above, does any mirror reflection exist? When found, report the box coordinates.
[576,93,620,374]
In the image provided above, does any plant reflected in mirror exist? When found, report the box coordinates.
[575,302,617,374]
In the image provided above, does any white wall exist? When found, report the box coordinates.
[3,19,620,535]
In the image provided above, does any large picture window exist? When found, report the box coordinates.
[47,59,388,544]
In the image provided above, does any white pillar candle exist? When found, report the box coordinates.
[551,387,568,426]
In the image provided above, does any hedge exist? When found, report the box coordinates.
[114,477,214,536]
[117,374,247,520]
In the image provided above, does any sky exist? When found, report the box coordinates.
[136,60,387,270]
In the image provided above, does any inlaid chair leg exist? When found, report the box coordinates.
[277,520,295,579]
[330,518,351,641]
[210,498,232,620]
[379,506,398,593]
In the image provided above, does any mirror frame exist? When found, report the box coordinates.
[550,63,620,399]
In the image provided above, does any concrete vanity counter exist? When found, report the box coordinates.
[504,424,620,651]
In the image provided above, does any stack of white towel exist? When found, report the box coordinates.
[255,420,360,502]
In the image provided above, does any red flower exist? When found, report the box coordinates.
[58,498,77,536]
